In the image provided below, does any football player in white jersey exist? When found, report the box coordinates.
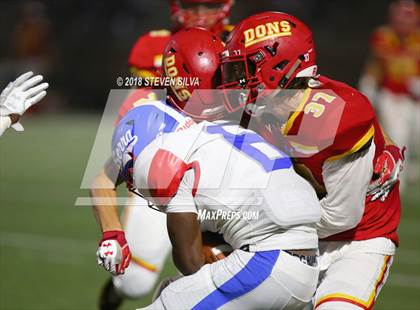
[92,28,227,309]
[95,100,321,309]
[0,71,48,136]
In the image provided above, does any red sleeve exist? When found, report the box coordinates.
[128,29,171,76]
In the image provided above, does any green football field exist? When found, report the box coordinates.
[0,115,419,310]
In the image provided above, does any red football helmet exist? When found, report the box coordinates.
[218,11,317,113]
[163,27,226,120]
[170,0,234,35]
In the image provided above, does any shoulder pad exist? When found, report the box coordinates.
[148,149,189,205]
[147,149,200,206]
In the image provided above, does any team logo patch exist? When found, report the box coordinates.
[243,21,292,48]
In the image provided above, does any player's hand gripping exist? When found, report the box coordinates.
[96,230,131,275]
[367,145,406,202]
[0,71,49,131]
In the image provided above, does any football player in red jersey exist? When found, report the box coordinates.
[104,18,404,308]
[96,26,226,310]
[359,0,419,190]
[128,0,234,79]
[179,11,403,309]
[116,0,234,130]
[98,2,234,308]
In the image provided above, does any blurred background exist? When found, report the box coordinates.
[0,0,419,309]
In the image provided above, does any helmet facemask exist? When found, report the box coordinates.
[218,47,311,117]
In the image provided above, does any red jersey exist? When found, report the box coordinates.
[258,76,401,244]
[116,30,172,121]
[128,29,172,77]
[370,26,420,95]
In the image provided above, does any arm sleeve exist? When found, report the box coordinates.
[166,169,198,214]
[316,143,375,238]
[0,116,11,137]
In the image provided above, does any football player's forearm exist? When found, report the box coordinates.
[90,169,123,232]
[167,212,204,275]
[317,144,375,238]
[172,245,204,275]
[92,198,122,232]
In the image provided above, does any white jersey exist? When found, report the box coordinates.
[133,121,321,251]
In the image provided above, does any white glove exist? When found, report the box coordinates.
[0,71,49,131]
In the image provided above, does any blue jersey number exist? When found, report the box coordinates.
[206,125,292,172]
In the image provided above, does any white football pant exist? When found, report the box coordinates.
[314,238,395,309]
[141,249,319,309]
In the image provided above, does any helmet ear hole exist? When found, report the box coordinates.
[198,51,204,56]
